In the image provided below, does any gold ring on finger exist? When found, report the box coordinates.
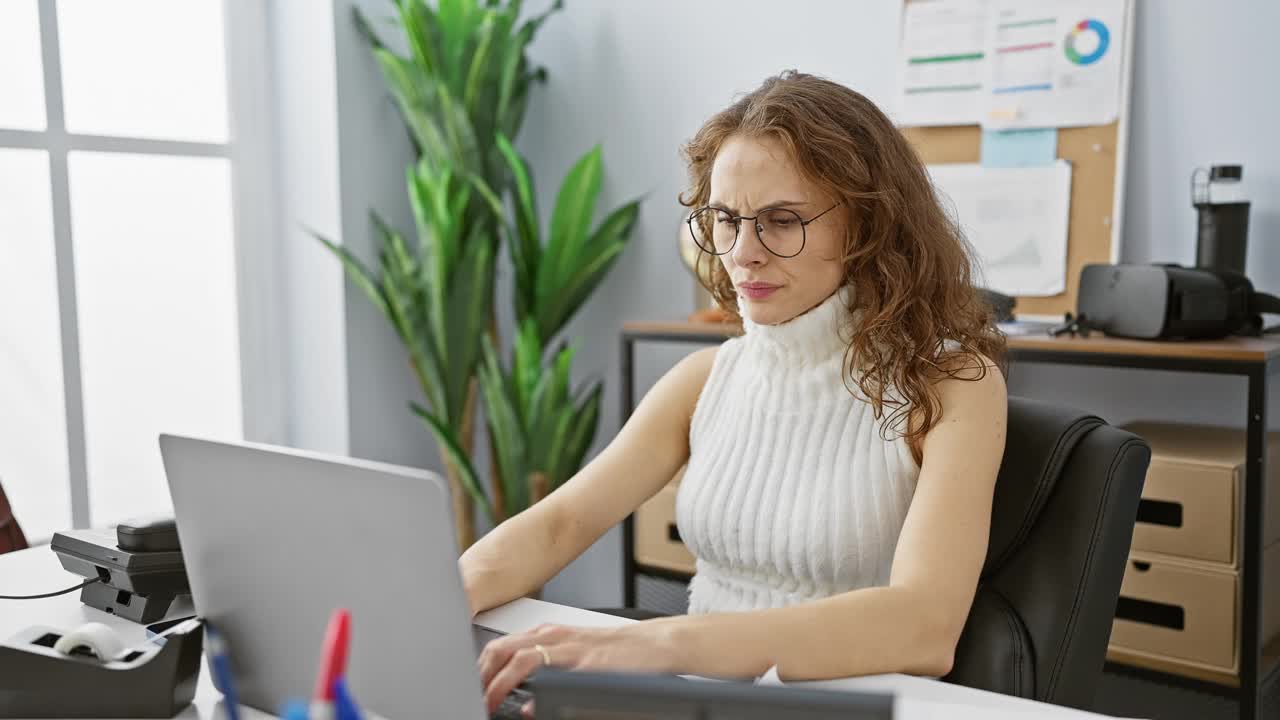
[533,643,552,667]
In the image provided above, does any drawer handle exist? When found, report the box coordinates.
[667,524,682,543]
[1131,560,1151,572]
[1135,499,1183,528]
[1116,596,1185,630]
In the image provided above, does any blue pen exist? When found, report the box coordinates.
[280,700,311,720]
[331,676,363,720]
[205,624,242,720]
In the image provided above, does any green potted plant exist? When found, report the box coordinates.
[319,0,639,549]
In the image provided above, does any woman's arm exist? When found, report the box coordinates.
[461,347,718,616]
[477,362,1006,711]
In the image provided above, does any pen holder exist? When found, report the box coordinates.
[0,620,203,718]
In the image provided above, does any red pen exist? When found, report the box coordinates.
[311,608,351,719]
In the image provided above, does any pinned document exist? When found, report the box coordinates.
[928,160,1073,297]
[895,0,990,126]
[982,0,1127,129]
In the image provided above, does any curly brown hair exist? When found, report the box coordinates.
[681,71,1007,454]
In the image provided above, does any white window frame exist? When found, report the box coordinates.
[0,0,284,529]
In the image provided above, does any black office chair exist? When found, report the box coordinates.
[941,396,1150,709]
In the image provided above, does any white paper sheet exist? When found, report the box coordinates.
[982,0,1127,128]
[896,0,990,126]
[928,160,1073,297]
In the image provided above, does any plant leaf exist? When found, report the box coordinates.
[463,10,497,118]
[512,318,542,421]
[535,197,638,336]
[494,0,555,138]
[371,49,437,159]
[441,225,495,426]
[500,72,536,146]
[396,0,441,76]
[478,337,525,517]
[404,164,450,348]
[538,146,603,310]
[412,402,493,519]
[433,78,481,174]
[589,199,641,257]
[558,381,603,487]
[311,229,389,321]
[352,6,385,54]
[539,405,574,482]
[464,171,505,222]
[436,0,469,86]
[537,240,626,341]
[495,133,540,317]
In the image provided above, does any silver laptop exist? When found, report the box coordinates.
[160,434,494,719]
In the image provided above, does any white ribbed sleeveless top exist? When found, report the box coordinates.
[676,287,921,614]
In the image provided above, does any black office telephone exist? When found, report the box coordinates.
[49,516,190,624]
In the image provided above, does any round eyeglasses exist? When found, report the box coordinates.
[687,203,839,258]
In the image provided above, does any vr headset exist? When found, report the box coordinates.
[1076,264,1280,340]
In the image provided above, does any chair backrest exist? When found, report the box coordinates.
[943,396,1150,709]
[0,477,30,555]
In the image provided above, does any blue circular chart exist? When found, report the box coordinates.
[1064,19,1110,66]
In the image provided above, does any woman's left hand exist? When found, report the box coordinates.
[477,622,677,716]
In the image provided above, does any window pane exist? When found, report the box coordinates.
[0,0,47,130]
[57,0,229,142]
[70,152,242,526]
[0,149,69,542]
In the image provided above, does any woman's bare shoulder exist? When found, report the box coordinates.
[683,345,720,374]
[619,346,721,452]
[664,346,720,402]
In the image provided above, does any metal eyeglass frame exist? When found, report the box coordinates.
[688,203,841,258]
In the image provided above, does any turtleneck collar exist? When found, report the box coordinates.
[740,285,854,366]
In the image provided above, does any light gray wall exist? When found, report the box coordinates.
[333,0,440,471]
[1121,1,1280,281]
[269,0,441,471]
[268,0,350,456]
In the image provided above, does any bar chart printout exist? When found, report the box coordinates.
[896,0,989,127]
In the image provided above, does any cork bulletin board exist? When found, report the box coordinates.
[901,122,1123,318]
[894,0,1136,319]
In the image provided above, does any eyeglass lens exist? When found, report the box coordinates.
[689,207,807,257]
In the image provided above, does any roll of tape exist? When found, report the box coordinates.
[53,621,127,661]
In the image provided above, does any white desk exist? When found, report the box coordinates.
[1,546,1135,719]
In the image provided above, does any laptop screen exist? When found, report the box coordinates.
[472,624,506,659]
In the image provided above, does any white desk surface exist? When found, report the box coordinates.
[1,546,1136,719]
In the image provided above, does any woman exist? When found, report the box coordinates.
[465,71,1008,713]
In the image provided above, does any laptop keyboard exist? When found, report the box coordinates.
[475,625,532,720]
[492,686,533,720]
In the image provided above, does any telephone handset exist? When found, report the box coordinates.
[116,515,181,553]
